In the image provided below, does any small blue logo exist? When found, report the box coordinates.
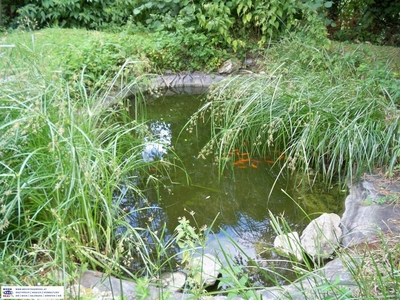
[2,287,13,298]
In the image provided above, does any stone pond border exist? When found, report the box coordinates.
[106,72,229,106]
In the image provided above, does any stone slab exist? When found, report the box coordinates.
[340,176,400,247]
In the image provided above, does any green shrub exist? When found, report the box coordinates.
[330,0,400,45]
[14,0,136,30]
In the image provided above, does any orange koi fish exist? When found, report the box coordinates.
[233,160,243,166]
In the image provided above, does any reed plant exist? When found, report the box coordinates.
[0,43,176,286]
[189,35,400,188]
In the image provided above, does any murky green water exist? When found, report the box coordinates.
[127,92,346,286]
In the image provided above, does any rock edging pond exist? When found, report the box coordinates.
[108,72,228,104]
[65,174,399,299]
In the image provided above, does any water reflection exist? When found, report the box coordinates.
[122,93,345,284]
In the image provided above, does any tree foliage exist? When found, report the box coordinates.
[1,0,398,47]
[328,0,400,45]
[4,0,329,45]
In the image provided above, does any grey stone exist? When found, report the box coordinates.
[273,232,304,262]
[78,270,137,299]
[300,213,342,260]
[77,270,188,300]
[274,258,356,300]
[106,72,228,106]
[187,253,222,287]
[243,58,254,67]
[203,258,356,300]
[67,284,114,299]
[157,271,187,293]
[340,178,400,247]
[218,59,240,74]
[154,72,226,90]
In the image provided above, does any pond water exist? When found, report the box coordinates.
[124,92,346,286]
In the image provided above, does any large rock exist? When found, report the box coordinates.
[300,213,342,260]
[273,232,304,262]
[77,270,187,299]
[186,254,222,287]
[218,59,240,74]
[78,270,137,299]
[157,271,187,293]
[340,177,400,247]
[154,72,226,91]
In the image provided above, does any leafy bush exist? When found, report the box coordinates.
[12,0,138,29]
[329,0,400,45]
[9,0,332,49]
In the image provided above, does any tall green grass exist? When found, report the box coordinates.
[0,42,175,285]
[189,36,400,188]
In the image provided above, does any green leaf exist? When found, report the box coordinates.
[238,274,248,286]
[245,13,252,23]
[324,1,333,8]
[237,3,243,14]
[184,5,194,15]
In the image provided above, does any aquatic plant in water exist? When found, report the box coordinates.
[188,49,399,188]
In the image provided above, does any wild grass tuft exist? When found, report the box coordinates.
[189,36,400,188]
[339,229,400,299]
[0,42,177,285]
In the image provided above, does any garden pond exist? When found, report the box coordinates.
[119,91,347,287]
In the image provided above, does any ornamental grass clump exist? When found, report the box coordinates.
[190,38,399,188]
[0,60,172,284]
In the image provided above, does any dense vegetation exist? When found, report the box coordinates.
[189,36,399,187]
[0,0,399,298]
[1,0,399,46]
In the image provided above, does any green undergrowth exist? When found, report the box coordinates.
[0,26,234,84]
[0,28,153,88]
